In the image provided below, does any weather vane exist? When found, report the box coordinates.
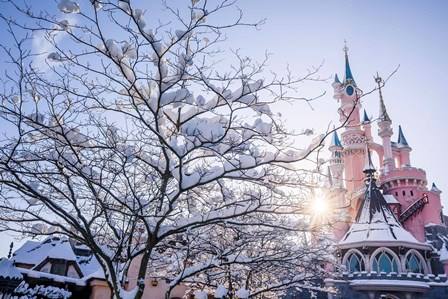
[374,72,383,85]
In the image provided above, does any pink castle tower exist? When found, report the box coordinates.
[332,44,366,198]
[328,45,447,273]
[324,46,448,299]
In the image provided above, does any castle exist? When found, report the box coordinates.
[323,46,448,299]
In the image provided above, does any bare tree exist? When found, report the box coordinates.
[0,1,333,298]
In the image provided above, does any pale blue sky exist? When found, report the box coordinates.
[0,0,447,256]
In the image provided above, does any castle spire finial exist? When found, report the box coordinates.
[375,73,391,122]
[343,40,356,85]
[363,144,376,176]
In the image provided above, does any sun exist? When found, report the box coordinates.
[308,190,332,230]
[311,193,329,216]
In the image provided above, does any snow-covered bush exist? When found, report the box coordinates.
[12,282,71,299]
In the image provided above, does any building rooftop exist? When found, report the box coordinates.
[12,236,103,280]
[338,159,431,250]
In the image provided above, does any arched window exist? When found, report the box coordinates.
[405,252,425,274]
[372,250,399,273]
[345,252,365,272]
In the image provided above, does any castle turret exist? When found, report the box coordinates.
[328,130,350,241]
[375,74,395,174]
[361,109,372,141]
[378,97,443,241]
[332,44,366,194]
[396,125,412,167]
[329,130,344,189]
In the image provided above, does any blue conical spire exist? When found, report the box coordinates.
[397,125,409,146]
[330,130,342,148]
[431,183,442,193]
[362,109,370,123]
[343,42,356,86]
[334,73,341,84]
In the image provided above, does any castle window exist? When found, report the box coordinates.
[410,190,414,196]
[395,192,398,197]
[346,252,365,272]
[372,250,399,273]
[402,190,406,196]
[405,252,424,274]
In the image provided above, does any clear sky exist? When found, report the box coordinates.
[0,0,447,256]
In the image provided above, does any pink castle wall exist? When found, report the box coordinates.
[380,167,443,242]
[89,255,188,299]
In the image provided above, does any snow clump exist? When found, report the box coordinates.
[214,285,228,298]
[58,0,80,13]
[235,288,250,298]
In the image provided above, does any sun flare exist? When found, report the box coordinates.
[311,196,329,215]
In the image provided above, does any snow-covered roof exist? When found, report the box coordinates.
[47,239,78,261]
[439,245,448,262]
[13,237,77,265]
[19,267,87,286]
[338,174,431,251]
[350,279,430,291]
[383,194,399,205]
[12,240,42,265]
[76,254,104,279]
[13,236,104,279]
[0,258,23,280]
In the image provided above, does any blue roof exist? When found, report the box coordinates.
[397,125,409,146]
[431,183,441,193]
[362,109,370,123]
[334,73,341,84]
[344,53,356,85]
[330,130,342,147]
